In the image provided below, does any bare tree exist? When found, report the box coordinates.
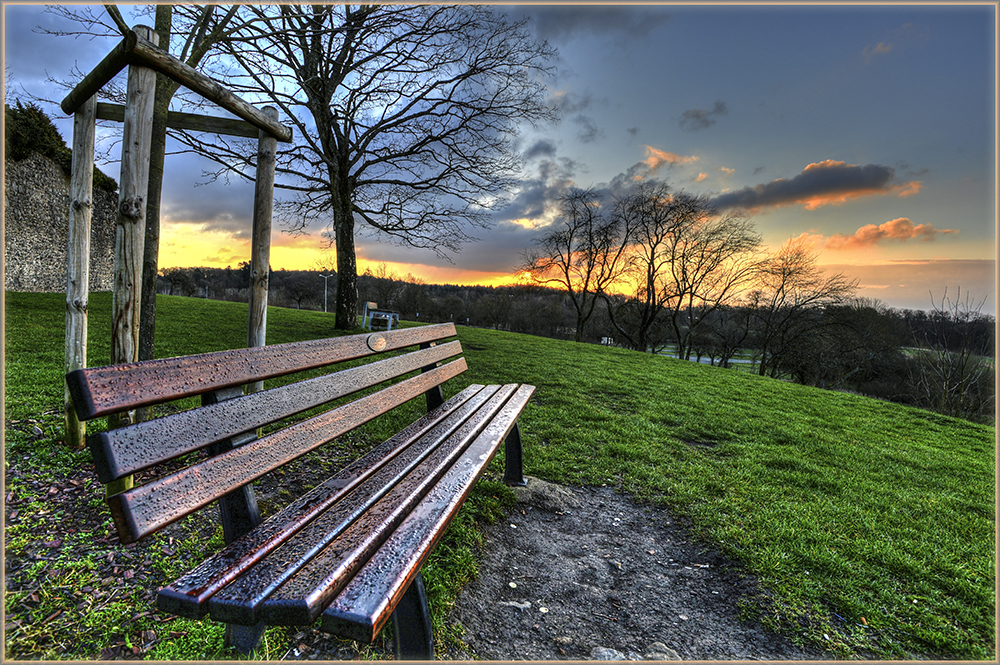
[656,197,762,360]
[747,238,858,377]
[599,183,679,352]
[521,189,630,342]
[598,184,761,356]
[174,4,556,329]
[908,288,995,420]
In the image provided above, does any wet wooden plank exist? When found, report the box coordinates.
[254,385,523,626]
[67,323,457,419]
[208,386,511,626]
[91,341,463,482]
[157,384,486,619]
[107,360,467,543]
[321,384,535,642]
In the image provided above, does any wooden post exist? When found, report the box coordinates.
[246,106,278,394]
[107,26,158,495]
[64,96,97,449]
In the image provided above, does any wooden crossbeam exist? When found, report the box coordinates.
[61,28,291,142]
[96,102,261,139]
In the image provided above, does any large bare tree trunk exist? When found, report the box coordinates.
[333,201,358,330]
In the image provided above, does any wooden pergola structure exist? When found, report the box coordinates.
[62,25,292,448]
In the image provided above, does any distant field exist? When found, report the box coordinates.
[4,292,995,659]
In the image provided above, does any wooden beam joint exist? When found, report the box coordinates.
[62,28,292,143]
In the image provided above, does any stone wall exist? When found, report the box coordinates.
[4,151,116,292]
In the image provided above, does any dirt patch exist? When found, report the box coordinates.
[443,480,827,661]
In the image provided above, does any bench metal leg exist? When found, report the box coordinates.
[391,571,434,660]
[204,386,266,656]
[503,422,526,487]
[224,622,267,657]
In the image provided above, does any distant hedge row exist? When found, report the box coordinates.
[5,101,118,192]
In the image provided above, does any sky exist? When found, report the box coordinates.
[3,2,997,314]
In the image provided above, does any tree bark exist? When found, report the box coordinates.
[333,200,359,330]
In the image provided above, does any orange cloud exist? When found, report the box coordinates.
[696,173,708,182]
[643,145,699,169]
[785,231,827,252]
[825,217,959,250]
[892,180,923,197]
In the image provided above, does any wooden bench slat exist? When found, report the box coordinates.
[67,323,457,419]
[157,384,486,619]
[208,385,512,626]
[91,341,463,482]
[108,359,467,543]
[320,384,535,641]
[255,385,522,626]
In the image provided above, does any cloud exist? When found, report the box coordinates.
[862,23,930,64]
[825,218,959,250]
[863,41,892,63]
[523,139,557,161]
[710,160,923,212]
[514,5,671,45]
[679,100,728,131]
[547,91,606,143]
[643,146,699,170]
[696,173,708,182]
[574,114,604,143]
[489,156,579,227]
[549,90,597,114]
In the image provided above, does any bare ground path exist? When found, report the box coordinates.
[443,479,827,661]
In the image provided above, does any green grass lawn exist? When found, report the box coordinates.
[4,292,996,660]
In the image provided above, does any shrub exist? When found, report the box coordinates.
[4,101,117,192]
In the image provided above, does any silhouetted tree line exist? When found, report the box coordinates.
[157,263,993,423]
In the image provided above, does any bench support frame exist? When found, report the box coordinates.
[392,572,434,660]
[204,386,267,655]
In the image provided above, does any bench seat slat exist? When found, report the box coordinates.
[321,384,535,642]
[256,384,522,626]
[157,384,485,619]
[92,341,463,482]
[109,359,467,543]
[67,323,457,419]
[209,385,513,626]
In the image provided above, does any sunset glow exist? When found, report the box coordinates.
[5,4,992,314]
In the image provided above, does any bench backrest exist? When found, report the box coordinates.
[66,323,465,544]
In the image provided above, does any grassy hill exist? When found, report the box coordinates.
[4,292,995,659]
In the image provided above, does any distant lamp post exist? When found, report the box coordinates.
[319,273,335,313]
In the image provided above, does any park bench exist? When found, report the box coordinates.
[65,322,533,659]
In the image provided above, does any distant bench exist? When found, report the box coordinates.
[66,323,533,659]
